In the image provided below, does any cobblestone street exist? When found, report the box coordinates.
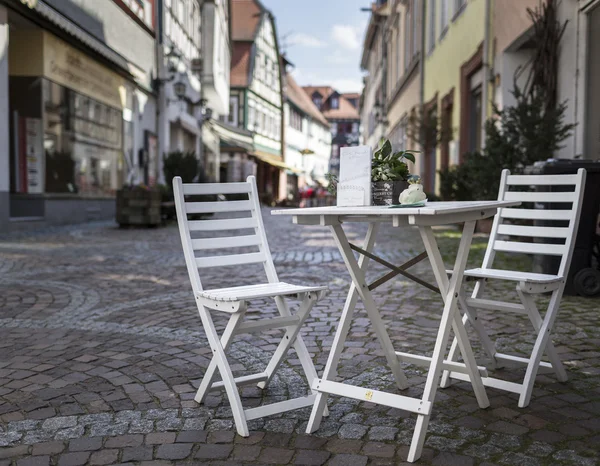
[0,210,599,466]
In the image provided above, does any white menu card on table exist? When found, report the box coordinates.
[337,145,372,207]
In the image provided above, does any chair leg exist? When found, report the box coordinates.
[517,287,567,383]
[519,290,566,408]
[440,283,499,389]
[257,293,317,390]
[195,309,246,404]
[195,302,249,436]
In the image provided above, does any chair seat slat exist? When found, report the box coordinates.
[506,174,579,186]
[493,240,566,256]
[497,224,570,239]
[195,252,266,268]
[499,208,573,220]
[182,182,252,195]
[504,191,576,202]
[198,282,327,301]
[464,267,563,284]
[191,235,262,250]
[186,200,253,214]
[188,218,258,231]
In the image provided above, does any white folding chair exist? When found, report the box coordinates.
[441,168,586,408]
[173,175,328,436]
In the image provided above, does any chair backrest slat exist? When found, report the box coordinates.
[191,235,262,250]
[195,252,267,268]
[182,182,252,195]
[482,169,587,280]
[173,175,278,294]
[493,240,567,256]
[188,218,258,231]
[506,174,580,185]
[496,224,570,239]
[503,191,577,202]
[500,208,573,220]
[185,200,253,214]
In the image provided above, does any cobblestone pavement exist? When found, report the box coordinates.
[0,209,599,466]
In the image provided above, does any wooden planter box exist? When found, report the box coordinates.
[116,189,162,227]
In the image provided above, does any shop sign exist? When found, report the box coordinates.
[43,32,125,109]
[18,0,37,9]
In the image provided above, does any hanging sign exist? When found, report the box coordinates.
[337,145,372,207]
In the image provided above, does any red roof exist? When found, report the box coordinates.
[230,42,252,87]
[301,86,360,121]
[286,74,329,127]
[231,0,262,41]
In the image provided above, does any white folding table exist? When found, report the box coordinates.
[272,201,519,462]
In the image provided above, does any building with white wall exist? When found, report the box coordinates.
[283,72,331,199]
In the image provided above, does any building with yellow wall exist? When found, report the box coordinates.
[422,0,489,193]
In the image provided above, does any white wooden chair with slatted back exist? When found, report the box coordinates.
[173,175,328,437]
[440,168,586,408]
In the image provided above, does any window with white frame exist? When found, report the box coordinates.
[248,106,255,131]
[290,107,302,131]
[228,96,238,126]
[428,0,435,53]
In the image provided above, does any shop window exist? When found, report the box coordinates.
[43,79,123,196]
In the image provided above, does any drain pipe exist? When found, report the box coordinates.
[481,0,492,149]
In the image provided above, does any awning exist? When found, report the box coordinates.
[34,1,132,76]
[211,120,254,153]
[251,151,303,175]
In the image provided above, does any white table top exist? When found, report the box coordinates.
[272,201,519,217]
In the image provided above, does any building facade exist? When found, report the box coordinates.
[0,0,158,231]
[385,0,422,180]
[303,86,360,179]
[283,72,331,200]
[422,0,489,194]
[360,1,390,150]
[220,0,285,203]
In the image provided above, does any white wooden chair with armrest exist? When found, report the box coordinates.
[441,168,586,408]
[173,175,328,437]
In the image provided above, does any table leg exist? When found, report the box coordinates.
[408,221,489,462]
[330,223,409,390]
[306,222,380,434]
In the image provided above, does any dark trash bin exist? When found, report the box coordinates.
[524,159,600,296]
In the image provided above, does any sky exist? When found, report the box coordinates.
[260,0,370,94]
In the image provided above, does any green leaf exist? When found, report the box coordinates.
[380,139,392,158]
[403,153,416,164]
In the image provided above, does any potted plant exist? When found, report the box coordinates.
[326,139,419,206]
[371,138,418,206]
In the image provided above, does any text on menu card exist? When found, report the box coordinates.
[337,145,372,207]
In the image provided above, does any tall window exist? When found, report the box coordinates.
[290,107,302,131]
[313,95,322,108]
[228,96,238,126]
[412,0,419,55]
[404,7,410,71]
[428,0,435,53]
[396,14,403,81]
[440,0,449,37]
[331,96,339,109]
[454,0,466,18]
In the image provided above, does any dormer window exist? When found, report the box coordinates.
[313,97,322,108]
[331,96,339,109]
